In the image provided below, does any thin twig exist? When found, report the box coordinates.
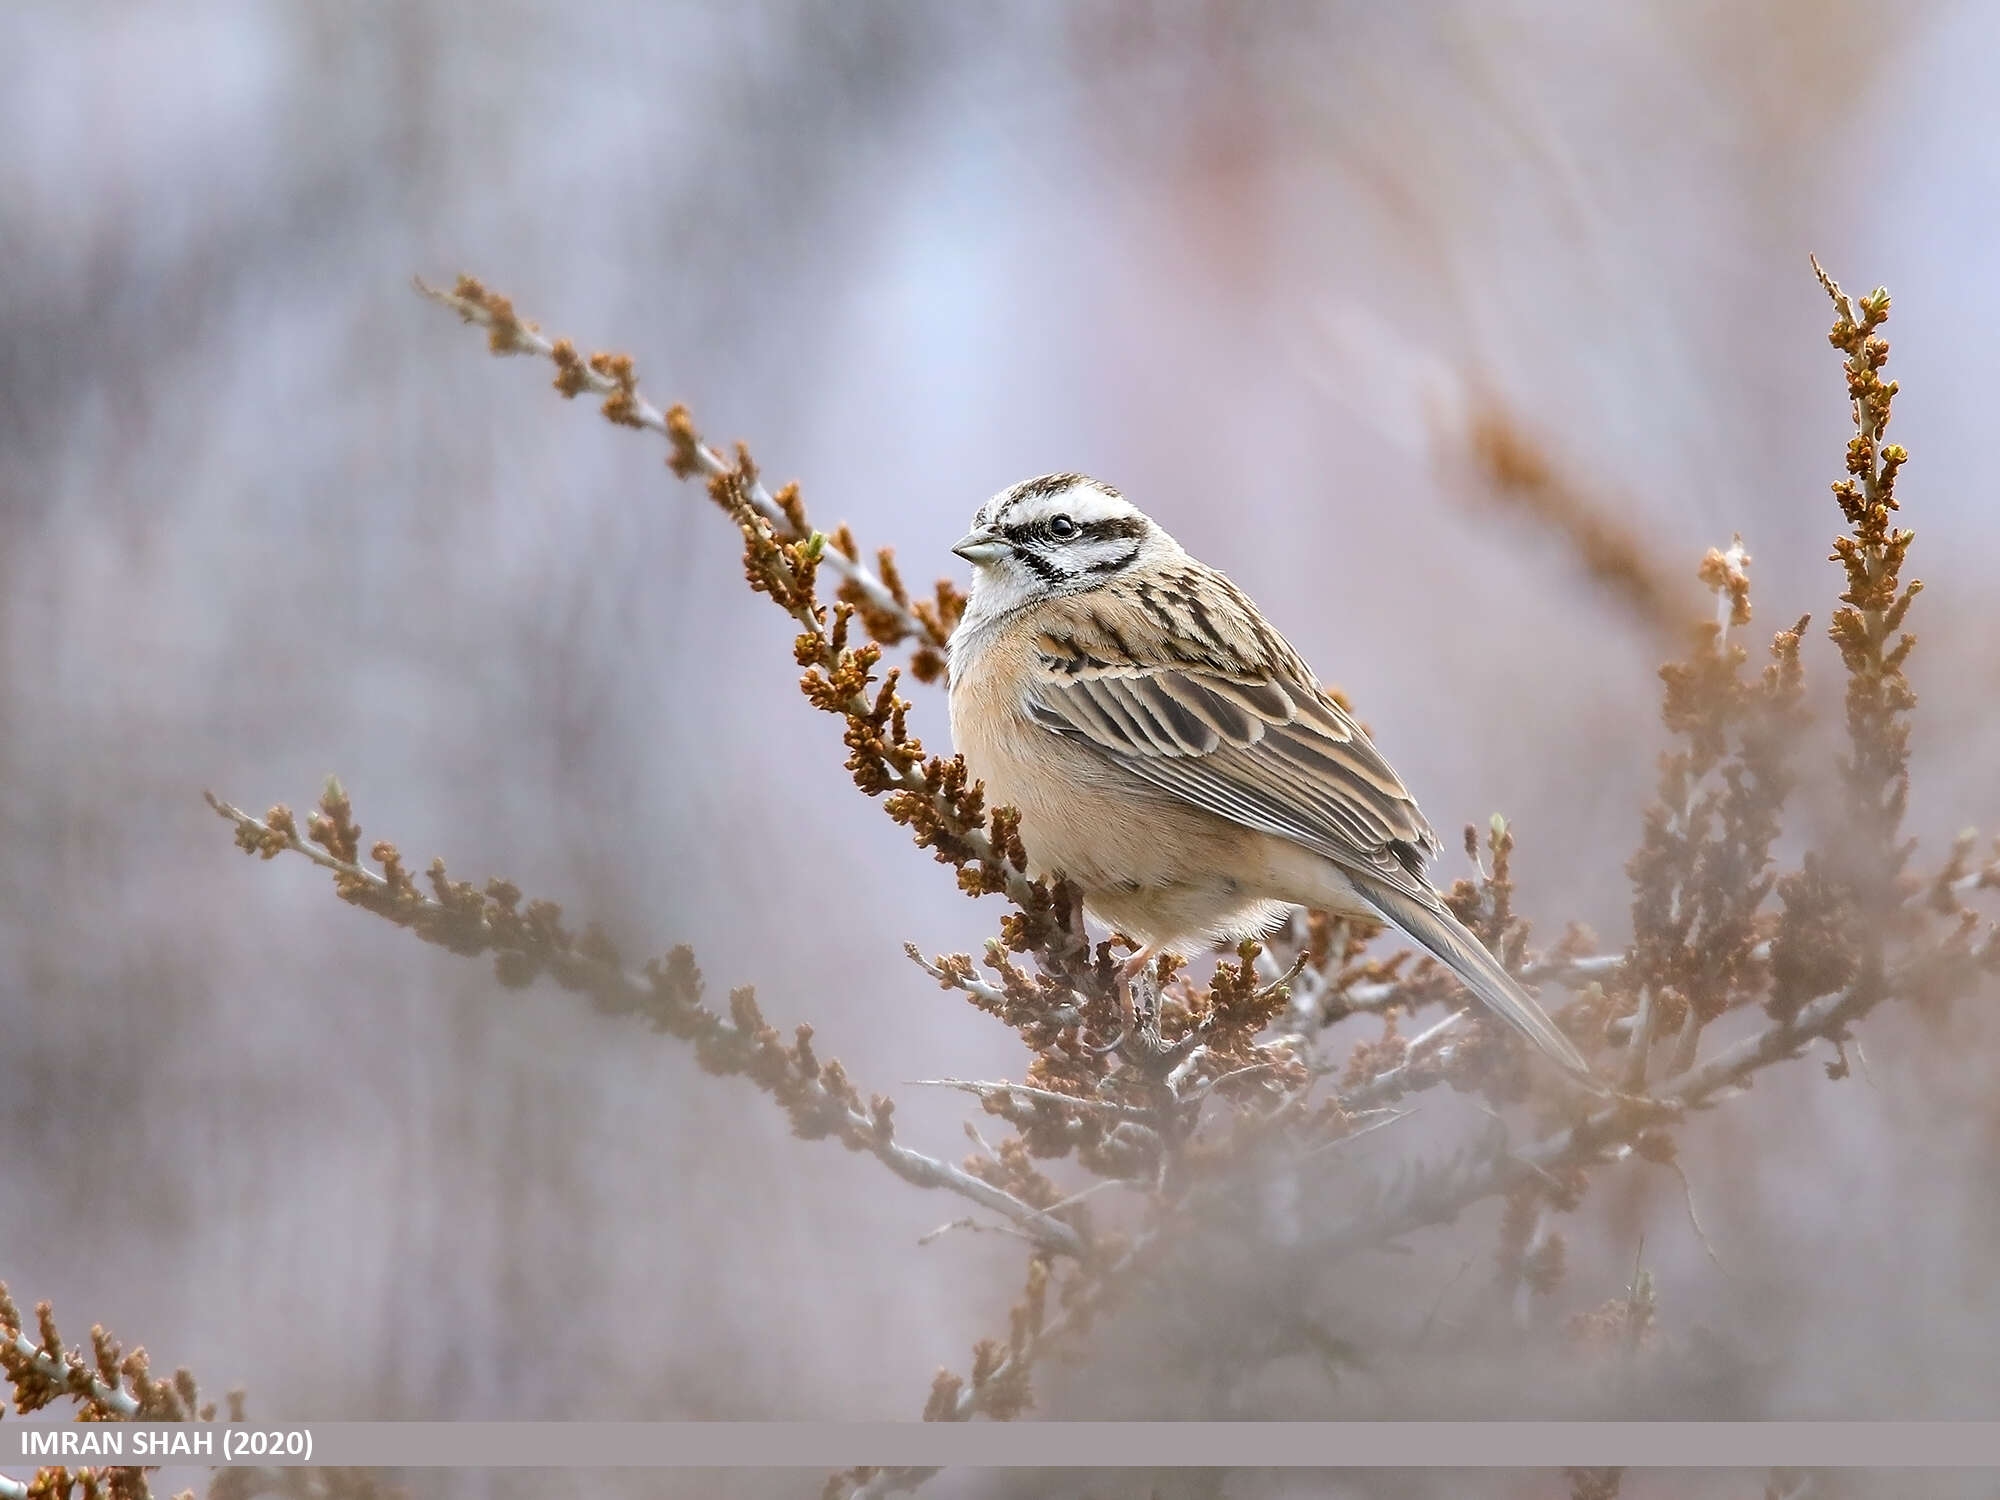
[917,1217,1040,1247]
[910,1078,1155,1122]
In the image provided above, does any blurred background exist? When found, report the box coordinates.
[4,2,1998,1497]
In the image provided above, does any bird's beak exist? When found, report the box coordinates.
[951,529,1009,565]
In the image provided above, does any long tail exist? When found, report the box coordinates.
[1353,876,1601,1086]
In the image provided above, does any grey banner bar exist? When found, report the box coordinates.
[13,1423,2000,1470]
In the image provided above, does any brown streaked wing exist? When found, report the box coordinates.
[1026,656,1443,898]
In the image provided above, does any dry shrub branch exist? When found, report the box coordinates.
[9,264,1995,1500]
[0,1286,242,1500]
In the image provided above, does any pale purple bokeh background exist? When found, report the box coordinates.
[4,5,1998,1497]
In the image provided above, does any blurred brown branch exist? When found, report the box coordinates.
[1454,389,1701,644]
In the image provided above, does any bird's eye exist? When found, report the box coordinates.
[1047,514,1078,539]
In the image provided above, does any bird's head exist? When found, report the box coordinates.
[952,474,1179,618]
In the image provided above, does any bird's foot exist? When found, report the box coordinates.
[1115,945,1158,1037]
[1064,884,1090,939]
[1088,945,1165,1061]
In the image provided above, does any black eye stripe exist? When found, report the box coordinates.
[1001,515,1147,544]
[1079,516,1147,542]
